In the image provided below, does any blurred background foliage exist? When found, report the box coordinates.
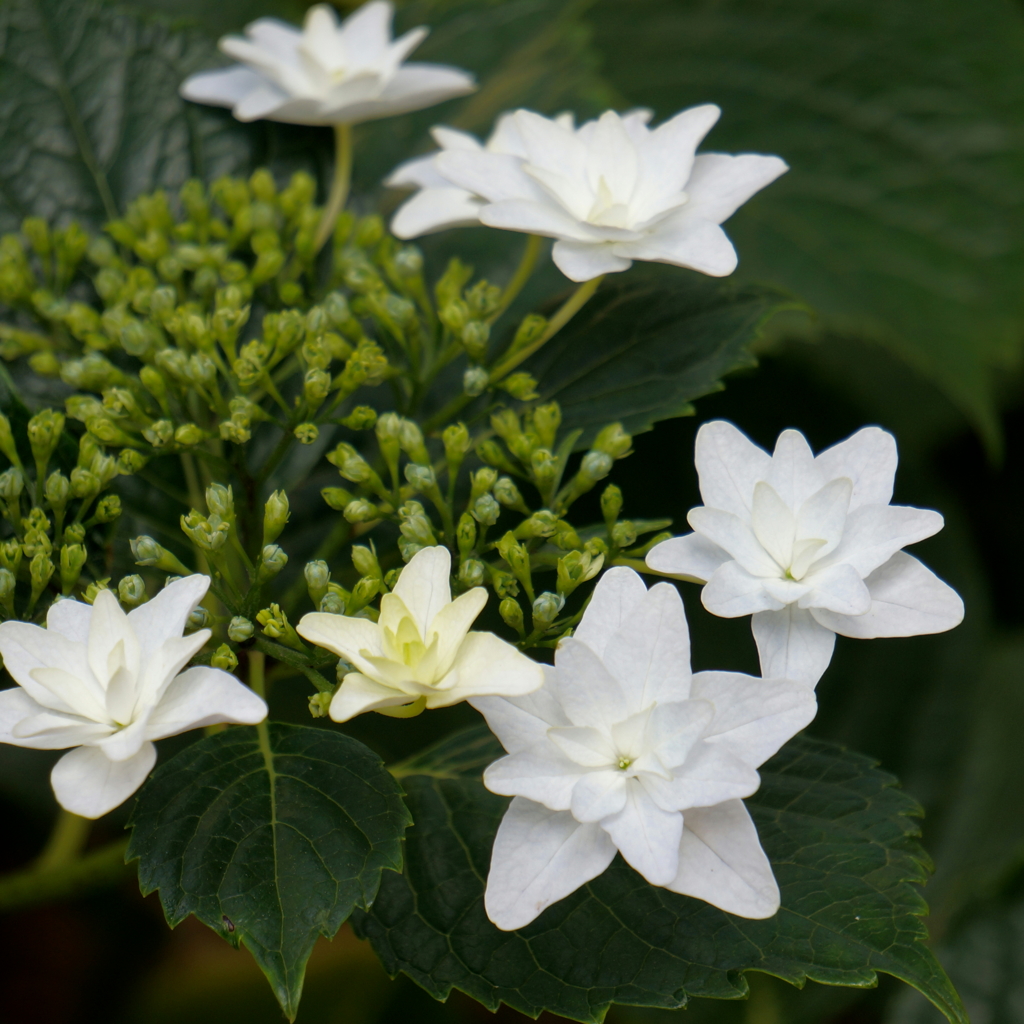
[1,0,1023,1021]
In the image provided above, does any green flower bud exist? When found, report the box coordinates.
[344,499,380,523]
[476,439,519,476]
[44,471,70,514]
[187,606,210,631]
[0,413,19,468]
[440,298,470,332]
[27,409,65,468]
[442,423,471,460]
[29,351,61,377]
[499,596,525,637]
[532,591,565,629]
[319,591,346,615]
[348,548,379,584]
[0,466,25,505]
[494,476,529,512]
[514,509,558,539]
[399,503,436,547]
[219,418,252,444]
[324,291,352,328]
[257,544,288,582]
[59,544,88,594]
[308,691,333,718]
[611,520,638,549]
[463,366,489,397]
[458,558,485,589]
[469,468,498,504]
[63,523,86,545]
[263,489,290,545]
[228,616,255,643]
[340,406,377,431]
[23,216,50,256]
[404,462,436,493]
[304,367,331,405]
[256,603,303,650]
[327,442,373,484]
[461,320,490,361]
[593,423,632,459]
[398,419,429,464]
[471,493,500,526]
[294,422,319,445]
[488,566,519,599]
[601,484,624,527]
[174,423,204,447]
[206,483,235,522]
[23,507,49,533]
[580,450,614,483]
[531,403,561,451]
[398,537,425,562]
[0,567,15,612]
[500,373,539,402]
[530,449,559,488]
[70,467,99,499]
[456,513,477,557]
[139,366,168,405]
[181,510,230,552]
[117,449,148,476]
[118,574,147,608]
[490,409,521,442]
[348,576,379,613]
[321,486,355,511]
[29,550,55,596]
[83,578,112,604]
[0,539,22,573]
[130,535,191,574]
[305,559,330,607]
[557,549,604,597]
[498,531,531,580]
[93,494,122,523]
[211,644,238,672]
[143,420,174,448]
[393,245,423,276]
[585,536,610,559]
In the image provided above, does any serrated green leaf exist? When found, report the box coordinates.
[588,0,1024,451]
[0,0,257,231]
[353,725,965,1024]
[127,723,411,1021]
[523,269,796,448]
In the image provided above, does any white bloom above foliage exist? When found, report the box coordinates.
[298,545,543,722]
[646,421,965,688]
[387,106,787,281]
[179,1,475,126]
[472,567,816,931]
[0,577,267,819]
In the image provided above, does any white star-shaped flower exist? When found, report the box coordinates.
[386,105,787,281]
[472,567,816,931]
[298,545,543,721]
[646,421,965,687]
[0,577,267,818]
[180,1,475,126]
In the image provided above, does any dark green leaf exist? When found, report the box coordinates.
[353,725,965,1024]
[0,0,258,231]
[524,269,796,448]
[588,0,1024,451]
[127,723,411,1021]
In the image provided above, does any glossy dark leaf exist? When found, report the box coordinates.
[128,723,411,1021]
[353,725,965,1024]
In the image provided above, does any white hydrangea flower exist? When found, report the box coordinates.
[472,567,816,931]
[386,105,787,281]
[298,545,543,721]
[646,421,965,688]
[179,1,475,126]
[0,577,267,819]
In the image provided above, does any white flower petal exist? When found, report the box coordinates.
[483,745,583,811]
[50,742,156,819]
[425,630,543,707]
[818,504,944,579]
[244,17,302,64]
[683,153,788,225]
[614,219,738,277]
[393,545,453,640]
[296,612,382,672]
[88,589,140,686]
[601,582,693,707]
[233,83,302,123]
[428,586,487,674]
[179,66,270,108]
[814,426,898,512]
[600,781,682,886]
[689,671,817,767]
[365,63,475,121]
[436,151,543,204]
[24,664,107,722]
[0,622,102,716]
[484,796,616,931]
[701,561,784,617]
[667,800,780,918]
[551,239,632,280]
[1,689,108,749]
[751,606,836,687]
[390,188,482,239]
[688,507,781,577]
[647,699,715,768]
[764,429,824,510]
[750,481,797,572]
[811,552,964,639]
[147,666,266,739]
[514,109,589,184]
[548,726,617,767]
[571,566,649,659]
[470,670,571,752]
[329,672,415,722]
[550,639,631,729]
[645,533,729,583]
[644,742,760,811]
[799,562,872,616]
[45,598,92,644]
[480,200,601,243]
[570,770,628,822]
[795,477,852,563]
[694,420,772,518]
[127,575,209,663]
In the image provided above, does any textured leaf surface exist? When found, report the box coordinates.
[0,0,256,230]
[353,726,965,1024]
[128,723,411,1021]
[525,270,795,448]
[589,0,1024,449]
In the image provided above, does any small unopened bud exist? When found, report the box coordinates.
[321,486,355,511]
[63,523,86,545]
[511,314,547,353]
[118,574,147,608]
[228,616,255,643]
[308,691,333,718]
[27,409,65,468]
[531,403,561,450]
[557,550,604,597]
[440,298,470,332]
[532,591,564,630]
[580,450,614,483]
[83,578,112,604]
[611,520,637,549]
[70,467,99,499]
[494,477,529,513]
[469,468,498,504]
[0,539,22,573]
[143,419,174,447]
[257,544,288,582]
[341,406,377,430]
[0,467,25,505]
[117,449,147,475]
[471,493,500,526]
[404,462,436,493]
[29,551,55,596]
[593,423,632,459]
[458,558,485,589]
[344,499,379,523]
[530,449,558,488]
[456,513,477,557]
[514,510,558,539]
[130,535,191,574]
[463,366,489,396]
[601,484,623,526]
[304,367,331,405]
[211,644,238,672]
[328,442,372,483]
[263,489,290,544]
[499,596,525,637]
[59,544,88,594]
[397,420,429,464]
[460,320,490,361]
[0,413,19,467]
[319,591,346,615]
[349,545,380,581]
[44,471,70,514]
[348,576,379,613]
[305,560,330,608]
[500,373,539,401]
[0,567,15,611]
[206,483,235,522]
[174,423,204,447]
[294,422,319,445]
[93,494,122,523]
[187,606,210,631]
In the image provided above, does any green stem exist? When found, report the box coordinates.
[34,810,90,872]
[488,234,542,323]
[0,839,130,912]
[249,648,266,699]
[312,123,353,255]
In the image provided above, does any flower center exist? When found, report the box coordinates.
[616,756,632,771]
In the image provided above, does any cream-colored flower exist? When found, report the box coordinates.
[298,545,542,721]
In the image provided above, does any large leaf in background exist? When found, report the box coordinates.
[128,723,411,1021]
[588,0,1024,452]
[352,726,965,1024]
[524,268,797,448]
[0,0,264,231]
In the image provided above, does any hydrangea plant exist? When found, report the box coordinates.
[0,2,970,1022]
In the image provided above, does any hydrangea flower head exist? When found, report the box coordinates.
[180,1,475,126]
[0,576,267,818]
[473,567,816,930]
[646,421,965,687]
[387,106,787,281]
[298,545,543,721]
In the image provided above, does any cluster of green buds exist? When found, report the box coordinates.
[0,408,137,619]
